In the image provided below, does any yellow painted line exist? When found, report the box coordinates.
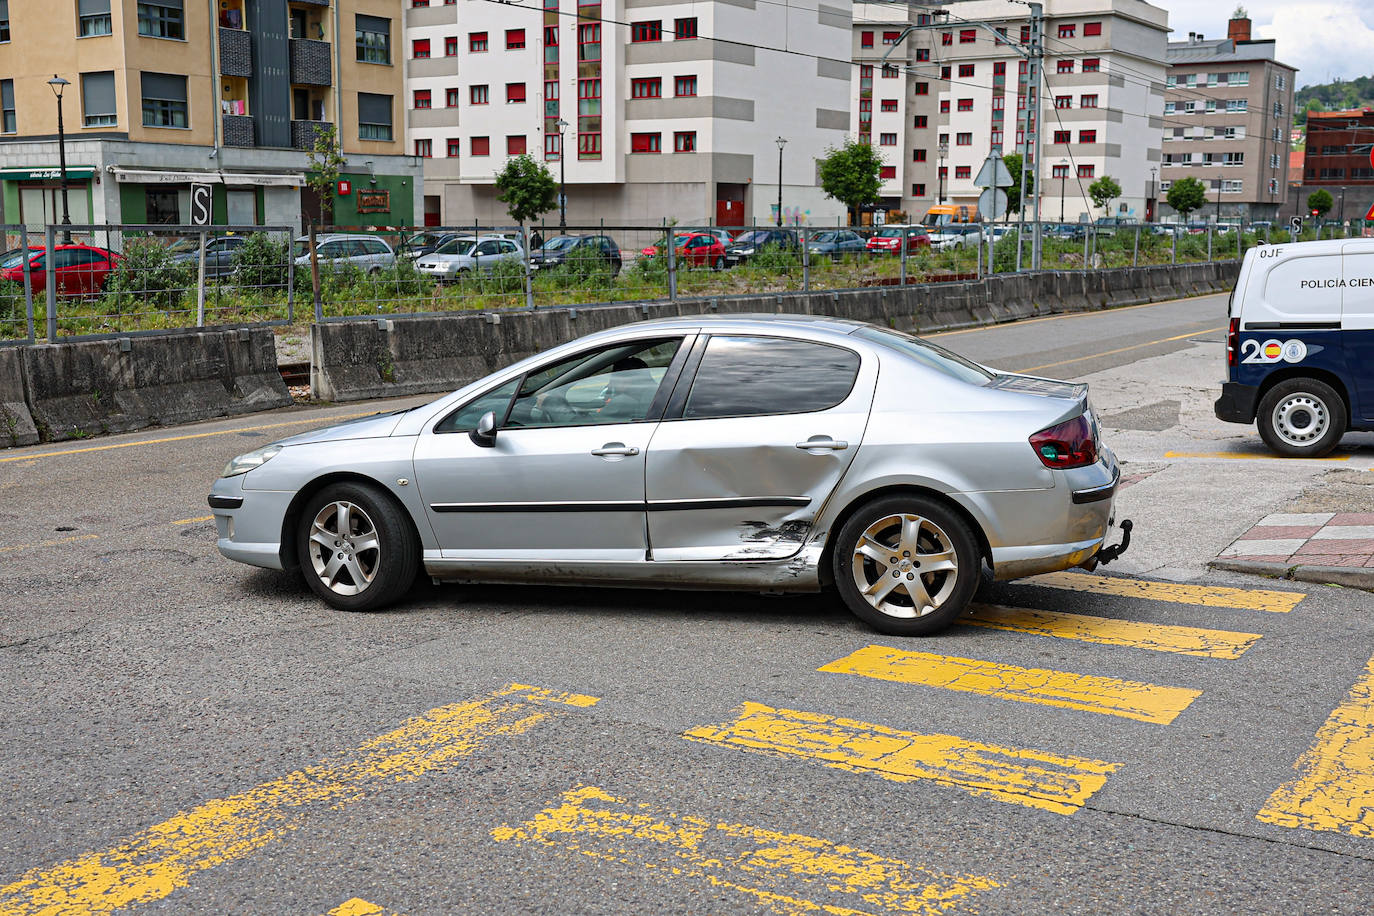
[927,294,1225,340]
[819,645,1201,724]
[0,684,598,916]
[683,701,1118,816]
[324,900,407,916]
[0,411,381,464]
[964,605,1261,659]
[171,515,214,526]
[1257,654,1374,838]
[493,785,1001,916]
[1029,570,1306,614]
[1013,326,1226,373]
[1165,450,1350,461]
[0,534,100,555]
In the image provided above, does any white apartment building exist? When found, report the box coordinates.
[854,0,1167,224]
[404,0,853,226]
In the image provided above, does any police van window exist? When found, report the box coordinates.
[1258,253,1341,324]
[1342,247,1374,321]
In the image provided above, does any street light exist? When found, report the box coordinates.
[937,140,948,205]
[1057,158,1069,222]
[47,75,72,242]
[555,118,568,229]
[1148,166,1157,223]
[775,137,787,227]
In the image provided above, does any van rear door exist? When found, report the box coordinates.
[1342,242,1374,421]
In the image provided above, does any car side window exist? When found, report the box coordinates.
[367,239,389,255]
[681,336,861,420]
[52,249,79,269]
[500,241,518,254]
[434,377,521,434]
[476,241,499,256]
[503,338,682,429]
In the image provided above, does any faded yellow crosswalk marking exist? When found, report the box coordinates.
[493,785,1000,916]
[684,702,1118,816]
[0,684,598,916]
[820,645,1201,724]
[965,604,1262,659]
[1258,654,1374,838]
[0,534,100,555]
[324,900,407,916]
[1029,571,1305,614]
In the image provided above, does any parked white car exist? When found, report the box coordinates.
[416,236,526,281]
[293,234,396,273]
[928,225,985,251]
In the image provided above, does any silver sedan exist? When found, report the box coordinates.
[209,315,1127,635]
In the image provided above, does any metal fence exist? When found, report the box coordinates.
[1,219,1363,344]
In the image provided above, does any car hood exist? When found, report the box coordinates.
[273,410,411,447]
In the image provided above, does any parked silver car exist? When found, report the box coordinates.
[293,234,396,273]
[209,315,1127,635]
[415,236,525,280]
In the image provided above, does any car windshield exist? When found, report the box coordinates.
[435,238,477,256]
[854,326,995,385]
[404,233,442,248]
[0,248,34,269]
[812,231,839,242]
[876,228,905,238]
[733,231,770,245]
[166,238,202,253]
[541,237,578,251]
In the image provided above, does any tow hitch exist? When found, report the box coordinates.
[1092,519,1133,567]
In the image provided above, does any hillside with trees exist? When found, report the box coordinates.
[1296,76,1374,126]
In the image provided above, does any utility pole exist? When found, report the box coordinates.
[1027,3,1044,270]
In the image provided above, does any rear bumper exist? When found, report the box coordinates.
[1214,381,1260,424]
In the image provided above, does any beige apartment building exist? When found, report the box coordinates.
[1159,13,1296,222]
[0,0,419,229]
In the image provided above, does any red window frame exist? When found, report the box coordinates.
[954,166,971,179]
[506,82,526,104]
[913,115,927,128]
[860,31,874,48]
[1084,22,1102,37]
[1079,129,1097,144]
[413,89,431,109]
[913,148,927,161]
[955,132,971,145]
[470,85,489,105]
[913,183,926,196]
[674,75,696,97]
[630,132,661,153]
[412,39,430,58]
[1083,58,1100,72]
[939,100,950,113]
[941,32,952,46]
[444,36,458,56]
[577,23,600,60]
[630,21,662,42]
[471,136,490,156]
[1053,130,1070,144]
[674,18,697,40]
[446,138,460,157]
[507,135,526,155]
[993,61,1006,75]
[880,99,898,112]
[506,29,525,49]
[879,132,897,146]
[630,77,661,99]
[577,132,601,159]
[1058,24,1075,38]
[415,138,431,157]
[879,165,896,179]
[882,31,901,45]
[1080,94,1098,108]
[469,32,488,52]
[957,98,973,111]
[959,29,976,43]
[673,130,695,152]
[958,64,974,78]
[1057,60,1074,73]
[914,82,928,96]
[445,88,459,107]
[1077,164,1095,178]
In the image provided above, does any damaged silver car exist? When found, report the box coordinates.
[209,315,1128,635]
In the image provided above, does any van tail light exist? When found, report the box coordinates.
[1030,415,1098,469]
[1226,317,1240,368]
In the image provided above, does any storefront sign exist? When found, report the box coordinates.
[338,179,352,196]
[0,167,96,181]
[357,189,390,214]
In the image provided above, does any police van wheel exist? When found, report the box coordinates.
[1257,378,1346,458]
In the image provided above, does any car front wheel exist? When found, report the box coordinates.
[297,482,418,612]
[833,495,980,636]
[1256,378,1346,458]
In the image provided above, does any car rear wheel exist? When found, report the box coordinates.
[833,495,980,636]
[297,482,418,612]
[1257,378,1346,458]
[712,256,725,270]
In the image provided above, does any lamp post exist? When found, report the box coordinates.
[1339,185,1346,231]
[775,136,787,227]
[937,140,948,204]
[47,75,72,242]
[1058,158,1069,222]
[556,118,568,229]
[1148,166,1157,223]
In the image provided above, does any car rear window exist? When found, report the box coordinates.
[682,336,861,419]
[853,326,994,385]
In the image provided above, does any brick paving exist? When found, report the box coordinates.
[1218,512,1374,569]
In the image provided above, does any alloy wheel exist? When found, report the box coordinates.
[849,513,960,619]
[307,500,381,596]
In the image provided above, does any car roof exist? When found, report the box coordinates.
[582,313,872,337]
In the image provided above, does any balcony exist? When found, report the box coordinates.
[290,38,332,86]
[291,119,332,150]
[219,28,252,77]
[223,114,255,147]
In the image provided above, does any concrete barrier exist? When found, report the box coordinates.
[0,348,39,447]
[21,327,291,442]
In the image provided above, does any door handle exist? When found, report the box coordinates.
[795,437,848,451]
[592,443,640,457]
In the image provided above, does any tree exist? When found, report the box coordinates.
[1001,152,1034,215]
[1308,189,1334,219]
[817,139,884,224]
[1166,176,1208,220]
[1088,175,1122,217]
[304,125,346,226]
[494,155,558,227]
[1232,5,1248,18]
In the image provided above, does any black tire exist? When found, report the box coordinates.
[296,481,418,612]
[1256,378,1346,458]
[713,256,725,270]
[832,495,981,636]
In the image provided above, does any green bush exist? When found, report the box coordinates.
[230,232,290,291]
[0,279,26,330]
[102,238,195,312]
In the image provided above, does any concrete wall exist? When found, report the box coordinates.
[0,348,39,447]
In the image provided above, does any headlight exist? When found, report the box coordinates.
[222,444,283,478]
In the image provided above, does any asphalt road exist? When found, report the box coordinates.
[2,295,1373,915]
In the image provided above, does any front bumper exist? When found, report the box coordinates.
[208,475,294,571]
[1214,381,1260,424]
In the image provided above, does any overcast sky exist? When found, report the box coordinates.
[1150,0,1374,87]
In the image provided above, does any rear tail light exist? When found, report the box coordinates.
[1030,415,1098,469]
[1226,317,1240,368]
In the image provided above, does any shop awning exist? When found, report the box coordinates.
[108,168,304,187]
[0,166,97,181]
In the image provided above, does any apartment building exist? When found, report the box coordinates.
[0,0,420,229]
[854,0,1167,225]
[403,1,852,226]
[1292,109,1374,223]
[1159,14,1296,222]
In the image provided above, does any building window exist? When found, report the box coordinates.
[578,23,600,61]
[630,21,661,43]
[1080,94,1098,108]
[1055,95,1071,109]
[916,48,929,61]
[882,31,902,45]
[413,38,430,58]
[1226,99,1247,113]
[860,30,874,48]
[880,132,897,145]
[1222,179,1243,192]
[913,148,927,161]
[358,92,393,140]
[0,80,15,132]
[880,166,896,179]
[447,138,460,157]
[1084,22,1102,37]
[544,133,561,159]
[415,138,432,157]
[938,166,947,178]
[957,98,973,111]
[674,18,697,40]
[445,36,458,56]
[631,77,661,99]
[954,166,971,179]
[958,64,975,78]
[941,32,951,46]
[80,0,113,36]
[914,82,928,96]
[912,183,925,196]
[631,132,661,153]
[674,75,697,97]
[469,31,487,52]
[1020,25,1030,43]
[674,130,696,152]
[1051,164,1069,179]
[1058,24,1075,38]
[578,78,600,111]
[472,136,489,156]
[506,82,526,103]
[913,114,927,128]
[545,79,558,113]
[356,15,390,63]
[990,129,1003,148]
[880,100,898,112]
[470,84,488,105]
[992,96,1005,110]
[939,100,949,113]
[881,64,898,79]
[956,132,971,145]
[941,66,951,80]
[507,135,526,155]
[1057,60,1073,74]
[506,28,525,49]
[1228,71,1248,85]
[137,0,183,39]
[578,132,601,159]
[80,71,117,126]
[1082,58,1100,72]
[1077,164,1094,178]
[414,89,431,109]
[959,29,976,43]
[1079,129,1096,143]
[1053,130,1070,144]
[995,27,1007,44]
[140,72,188,127]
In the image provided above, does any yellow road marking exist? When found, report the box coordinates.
[1257,654,1374,838]
[0,411,381,464]
[820,645,1201,724]
[325,900,407,916]
[683,701,1118,816]
[1165,450,1350,461]
[964,604,1261,659]
[927,294,1224,340]
[0,684,598,916]
[171,515,214,526]
[1014,326,1226,373]
[1028,570,1305,614]
[0,534,100,555]
[494,785,1000,916]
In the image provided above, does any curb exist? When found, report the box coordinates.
[1208,559,1374,592]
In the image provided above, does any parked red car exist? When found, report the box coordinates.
[640,232,728,269]
[0,244,122,296]
[865,225,931,254]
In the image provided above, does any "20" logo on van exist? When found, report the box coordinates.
[1241,338,1308,365]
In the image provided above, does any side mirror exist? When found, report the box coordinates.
[470,410,498,448]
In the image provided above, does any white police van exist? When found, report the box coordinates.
[1215,238,1374,457]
